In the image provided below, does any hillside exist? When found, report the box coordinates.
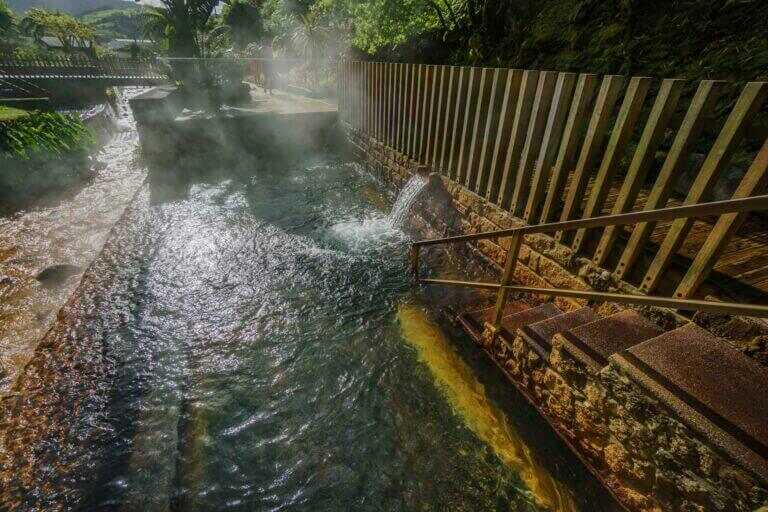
[81,8,141,40]
[372,0,768,83]
[7,0,138,16]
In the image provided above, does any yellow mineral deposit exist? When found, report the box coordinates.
[397,304,578,512]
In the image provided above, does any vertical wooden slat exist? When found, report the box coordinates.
[366,62,374,137]
[438,66,459,175]
[387,62,396,146]
[395,63,406,152]
[592,78,686,266]
[485,70,524,201]
[418,65,434,163]
[523,72,578,222]
[510,70,559,215]
[369,62,376,136]
[496,70,540,207]
[447,66,469,180]
[370,62,377,137]
[457,66,483,186]
[358,61,365,132]
[404,63,416,153]
[465,68,495,190]
[555,75,626,242]
[571,76,652,253]
[423,65,439,164]
[640,81,768,293]
[615,80,725,279]
[373,62,384,142]
[362,61,369,134]
[675,138,768,298]
[405,63,417,156]
[432,66,451,172]
[344,61,350,125]
[474,69,507,193]
[370,61,375,137]
[352,61,358,130]
[379,62,386,142]
[409,64,424,159]
[539,74,599,223]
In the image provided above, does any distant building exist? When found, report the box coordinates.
[39,35,94,57]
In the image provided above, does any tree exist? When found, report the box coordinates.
[0,0,15,38]
[141,0,220,57]
[222,0,264,50]
[20,9,97,56]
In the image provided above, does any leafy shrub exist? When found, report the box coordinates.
[0,111,93,159]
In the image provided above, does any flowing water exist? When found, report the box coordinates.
[388,174,427,228]
[0,99,619,512]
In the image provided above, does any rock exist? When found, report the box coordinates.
[35,264,82,289]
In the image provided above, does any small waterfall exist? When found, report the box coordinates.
[389,174,427,227]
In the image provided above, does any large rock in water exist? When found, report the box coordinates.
[35,264,81,289]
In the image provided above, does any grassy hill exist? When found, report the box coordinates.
[81,8,141,40]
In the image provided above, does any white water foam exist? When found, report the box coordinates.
[388,174,427,227]
[328,173,427,250]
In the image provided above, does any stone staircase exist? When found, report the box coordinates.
[457,302,768,511]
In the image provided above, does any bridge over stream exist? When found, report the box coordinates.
[0,57,167,88]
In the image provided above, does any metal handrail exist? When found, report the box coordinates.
[413,194,768,247]
[410,193,768,323]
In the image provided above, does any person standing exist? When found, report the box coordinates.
[262,41,274,95]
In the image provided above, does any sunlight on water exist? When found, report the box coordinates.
[397,304,578,512]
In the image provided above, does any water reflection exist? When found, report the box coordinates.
[0,102,615,512]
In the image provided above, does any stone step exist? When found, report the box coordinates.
[519,307,599,361]
[461,302,529,339]
[500,303,562,340]
[611,322,768,485]
[557,310,663,374]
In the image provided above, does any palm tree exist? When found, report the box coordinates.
[0,0,14,38]
[142,0,220,57]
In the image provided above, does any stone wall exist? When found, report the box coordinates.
[347,128,768,512]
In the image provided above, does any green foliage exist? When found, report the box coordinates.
[0,0,15,36]
[21,8,97,53]
[80,8,143,40]
[0,106,28,121]
[222,0,264,49]
[143,0,219,57]
[0,110,93,159]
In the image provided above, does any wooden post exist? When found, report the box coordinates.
[592,78,685,266]
[570,76,652,253]
[496,70,539,208]
[439,66,460,175]
[485,70,523,202]
[675,138,768,298]
[555,75,625,242]
[417,65,434,163]
[447,66,469,180]
[640,81,768,293]
[485,233,523,344]
[509,70,559,216]
[474,68,508,194]
[523,72,578,222]
[456,66,483,185]
[614,80,724,280]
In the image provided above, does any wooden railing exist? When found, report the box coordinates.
[337,61,768,300]
[0,57,166,81]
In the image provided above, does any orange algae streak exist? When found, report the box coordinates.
[397,304,578,512]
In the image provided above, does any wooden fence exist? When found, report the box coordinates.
[337,61,768,300]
